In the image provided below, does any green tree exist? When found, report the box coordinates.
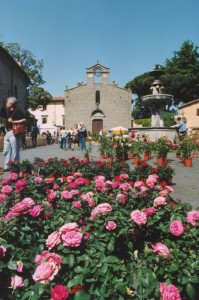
[126,40,199,105]
[0,42,52,109]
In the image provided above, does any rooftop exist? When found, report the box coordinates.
[179,98,199,108]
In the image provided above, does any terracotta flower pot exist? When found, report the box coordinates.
[144,153,150,161]
[157,157,166,165]
[107,157,113,163]
[84,178,91,185]
[100,153,105,159]
[133,156,140,165]
[184,158,192,167]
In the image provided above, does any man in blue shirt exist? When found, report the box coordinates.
[174,117,188,137]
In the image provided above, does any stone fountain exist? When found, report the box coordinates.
[131,65,177,140]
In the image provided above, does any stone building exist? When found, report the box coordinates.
[64,63,131,133]
[177,99,199,129]
[0,45,30,111]
[29,96,65,126]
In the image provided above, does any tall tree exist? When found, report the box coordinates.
[126,40,199,106]
[0,42,52,109]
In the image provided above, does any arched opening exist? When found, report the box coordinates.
[92,119,103,134]
[96,90,100,105]
[94,68,102,83]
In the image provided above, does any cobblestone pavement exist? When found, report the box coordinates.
[0,144,198,208]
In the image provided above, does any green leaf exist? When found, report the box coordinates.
[74,290,91,300]
[21,290,35,300]
[8,260,17,270]
[186,283,196,300]
[67,278,82,289]
[104,256,119,264]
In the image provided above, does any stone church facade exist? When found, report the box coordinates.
[64,63,131,134]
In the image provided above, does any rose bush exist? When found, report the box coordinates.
[0,157,198,300]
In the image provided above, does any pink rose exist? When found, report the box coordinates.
[4,211,14,219]
[72,201,82,209]
[47,190,57,200]
[2,178,11,185]
[15,179,27,192]
[11,275,24,288]
[134,181,144,189]
[53,183,59,190]
[51,284,70,300]
[62,230,83,247]
[144,207,156,216]
[9,172,18,181]
[119,182,132,191]
[73,172,82,177]
[34,177,43,184]
[186,210,199,226]
[152,242,170,256]
[11,198,35,216]
[0,245,6,258]
[160,282,181,300]
[116,193,128,204]
[61,190,73,200]
[130,210,147,225]
[75,177,85,186]
[17,261,23,272]
[1,185,12,195]
[159,190,168,197]
[59,222,79,234]
[119,174,129,180]
[90,203,112,219]
[35,251,63,266]
[33,262,58,284]
[68,182,78,189]
[106,221,116,231]
[44,178,54,184]
[66,176,74,182]
[0,194,6,202]
[46,231,61,250]
[153,196,166,207]
[165,185,174,193]
[29,205,43,217]
[170,220,184,236]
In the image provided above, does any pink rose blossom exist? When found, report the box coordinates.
[119,182,132,191]
[35,251,63,266]
[72,201,82,209]
[33,262,58,284]
[95,175,105,181]
[152,242,170,256]
[160,282,181,300]
[17,261,23,272]
[153,196,167,207]
[2,178,11,185]
[67,176,74,182]
[157,185,163,191]
[61,190,73,200]
[0,245,6,258]
[116,193,128,204]
[95,179,105,189]
[134,181,144,189]
[59,222,79,234]
[15,179,27,192]
[73,172,82,177]
[70,190,80,196]
[1,185,12,195]
[46,231,61,250]
[53,183,59,190]
[68,182,78,189]
[44,178,54,184]
[9,172,18,181]
[62,230,83,247]
[186,210,199,226]
[0,194,6,202]
[165,185,174,193]
[130,210,147,225]
[144,207,156,216]
[90,203,112,219]
[170,220,185,236]
[4,211,14,219]
[75,178,85,186]
[81,193,94,207]
[34,177,43,184]
[11,198,35,216]
[106,221,117,231]
[29,205,43,217]
[11,275,24,288]
[119,174,129,180]
[158,190,168,197]
[48,190,57,200]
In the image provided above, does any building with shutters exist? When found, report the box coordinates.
[64,63,131,134]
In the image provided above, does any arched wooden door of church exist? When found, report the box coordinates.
[92,119,103,134]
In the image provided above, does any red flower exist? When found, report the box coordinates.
[71,285,84,294]
[51,285,69,300]
[169,202,175,206]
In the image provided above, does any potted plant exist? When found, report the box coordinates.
[152,164,175,186]
[82,144,92,162]
[20,160,33,179]
[7,160,20,174]
[180,137,195,167]
[155,137,170,165]
[135,161,151,182]
[106,149,116,163]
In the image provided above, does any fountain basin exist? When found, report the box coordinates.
[141,94,173,106]
[129,127,177,141]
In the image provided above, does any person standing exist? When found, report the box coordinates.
[78,122,87,150]
[0,97,26,171]
[31,125,39,148]
[46,130,52,145]
[60,127,67,150]
[71,124,79,150]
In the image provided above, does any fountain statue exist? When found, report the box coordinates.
[141,65,173,127]
[130,65,177,141]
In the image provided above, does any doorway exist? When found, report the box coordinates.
[92,119,103,134]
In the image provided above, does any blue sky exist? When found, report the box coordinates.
[0,0,198,97]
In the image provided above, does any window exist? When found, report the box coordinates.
[42,117,47,124]
[96,90,100,105]
[14,85,18,98]
[197,108,199,116]
[94,68,102,83]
